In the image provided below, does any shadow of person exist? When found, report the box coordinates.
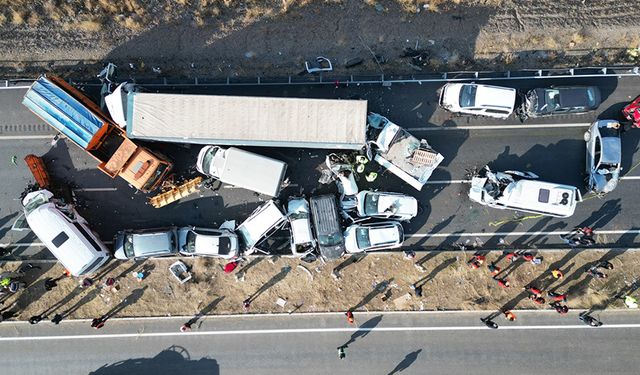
[186,296,225,328]
[341,314,383,347]
[246,266,291,303]
[100,286,148,322]
[351,279,394,311]
[387,349,423,375]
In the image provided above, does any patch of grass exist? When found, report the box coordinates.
[0,13,6,26]
[10,9,27,25]
[76,18,103,32]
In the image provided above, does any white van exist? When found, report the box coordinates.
[468,166,581,218]
[196,146,287,197]
[439,83,517,119]
[21,190,110,276]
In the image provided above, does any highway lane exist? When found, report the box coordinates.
[0,311,638,374]
[1,76,640,256]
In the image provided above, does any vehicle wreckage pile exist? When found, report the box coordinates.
[11,67,640,280]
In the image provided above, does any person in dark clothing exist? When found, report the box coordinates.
[550,302,569,315]
[480,317,499,329]
[91,317,105,329]
[548,291,568,302]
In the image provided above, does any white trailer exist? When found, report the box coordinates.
[117,89,368,149]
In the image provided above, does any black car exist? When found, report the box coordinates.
[521,86,601,118]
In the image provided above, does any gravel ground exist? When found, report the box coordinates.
[0,0,639,79]
[1,249,638,321]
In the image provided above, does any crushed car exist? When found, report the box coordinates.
[585,120,622,196]
[468,166,581,218]
[354,190,418,222]
[287,197,317,257]
[520,86,601,119]
[366,113,444,190]
[236,200,288,255]
[438,83,517,119]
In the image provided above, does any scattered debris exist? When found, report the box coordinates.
[305,57,332,73]
[345,57,364,68]
[296,265,313,281]
[276,298,287,308]
[169,261,192,284]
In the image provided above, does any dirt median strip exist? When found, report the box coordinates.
[1,249,638,322]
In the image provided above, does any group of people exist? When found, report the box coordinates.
[560,227,596,247]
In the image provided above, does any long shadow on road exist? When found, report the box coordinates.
[340,314,383,348]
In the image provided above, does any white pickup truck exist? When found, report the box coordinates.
[366,113,444,190]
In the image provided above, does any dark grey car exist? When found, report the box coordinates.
[310,195,345,260]
[521,86,601,118]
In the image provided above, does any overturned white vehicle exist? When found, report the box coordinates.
[469,166,581,218]
[366,113,444,190]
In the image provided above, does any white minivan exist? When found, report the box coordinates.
[439,83,517,119]
[196,146,287,197]
[21,190,110,276]
[468,166,581,218]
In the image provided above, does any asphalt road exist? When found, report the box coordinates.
[2,75,640,258]
[0,311,638,374]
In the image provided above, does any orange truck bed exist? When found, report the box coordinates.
[24,154,50,189]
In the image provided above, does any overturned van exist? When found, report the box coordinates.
[21,190,110,276]
[468,166,581,218]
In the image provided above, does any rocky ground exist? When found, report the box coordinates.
[0,0,639,80]
[0,249,638,321]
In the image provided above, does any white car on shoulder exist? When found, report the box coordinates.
[468,166,581,218]
[344,221,404,253]
[356,191,418,221]
[439,83,517,119]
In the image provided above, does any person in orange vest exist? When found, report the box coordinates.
[345,311,355,324]
[525,285,543,298]
[503,310,516,321]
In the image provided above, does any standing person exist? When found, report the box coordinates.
[345,311,355,324]
[503,310,516,322]
[180,323,192,332]
[504,252,520,263]
[548,291,568,302]
[579,312,602,327]
[242,299,251,312]
[488,262,501,276]
[525,285,543,297]
[337,345,347,359]
[551,269,564,279]
[495,277,510,288]
[91,317,105,329]
[224,260,239,274]
[529,295,546,305]
[480,317,499,329]
[596,261,614,270]
[585,267,608,279]
[550,302,569,315]
[410,284,423,297]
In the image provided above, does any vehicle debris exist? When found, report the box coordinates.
[169,261,192,284]
[305,56,333,73]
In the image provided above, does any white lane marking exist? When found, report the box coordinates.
[621,176,640,180]
[407,229,640,239]
[10,241,113,247]
[407,123,590,131]
[72,188,118,192]
[0,135,55,140]
[0,86,30,90]
[1,324,639,341]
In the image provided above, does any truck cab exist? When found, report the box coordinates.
[22,75,172,193]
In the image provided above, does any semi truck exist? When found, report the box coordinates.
[106,86,368,149]
[22,76,173,193]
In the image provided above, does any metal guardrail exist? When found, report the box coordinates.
[2,66,639,89]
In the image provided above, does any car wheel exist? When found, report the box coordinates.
[583,131,591,142]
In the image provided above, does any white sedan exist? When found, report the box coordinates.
[356,191,418,221]
[177,226,239,259]
[344,221,404,253]
[439,83,516,119]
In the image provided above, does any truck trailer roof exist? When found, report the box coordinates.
[125,92,368,149]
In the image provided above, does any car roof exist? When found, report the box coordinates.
[505,180,577,215]
[601,137,622,165]
[238,201,286,245]
[131,230,175,255]
[474,85,516,109]
[557,87,593,108]
[26,203,103,274]
[194,232,231,255]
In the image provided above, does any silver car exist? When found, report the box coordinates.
[585,120,622,195]
[177,226,239,259]
[114,227,179,260]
